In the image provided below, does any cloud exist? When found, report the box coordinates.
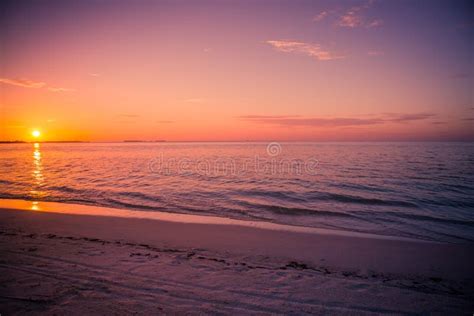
[156,120,174,124]
[118,114,140,118]
[336,0,383,29]
[338,11,364,28]
[310,1,382,29]
[238,115,301,120]
[0,77,74,92]
[265,40,345,61]
[366,19,383,28]
[0,78,46,88]
[383,112,435,123]
[48,87,75,92]
[368,50,384,56]
[241,116,382,127]
[89,73,100,77]
[239,112,434,127]
[338,14,382,29]
[313,11,329,22]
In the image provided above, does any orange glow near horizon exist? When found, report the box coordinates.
[0,1,473,142]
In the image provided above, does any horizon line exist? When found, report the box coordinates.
[1,140,474,144]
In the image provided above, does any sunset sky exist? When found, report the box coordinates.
[1,0,473,142]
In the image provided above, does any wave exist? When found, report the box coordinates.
[233,189,419,208]
[328,182,396,194]
[117,191,164,203]
[102,198,167,212]
[388,212,474,227]
[232,189,308,203]
[308,191,419,208]
[234,199,354,218]
[49,185,90,194]
[0,179,16,186]
[0,192,31,200]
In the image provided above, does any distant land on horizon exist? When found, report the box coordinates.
[123,140,167,143]
[0,141,89,144]
[1,139,474,144]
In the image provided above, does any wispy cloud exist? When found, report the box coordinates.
[265,40,345,61]
[312,1,382,29]
[313,11,329,22]
[48,87,75,92]
[239,112,434,127]
[336,0,383,29]
[118,114,140,118]
[241,116,382,127]
[383,112,435,123]
[239,115,301,120]
[368,50,384,56]
[0,77,73,92]
[0,78,46,88]
[338,11,364,28]
[366,19,383,28]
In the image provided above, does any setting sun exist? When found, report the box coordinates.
[32,130,41,138]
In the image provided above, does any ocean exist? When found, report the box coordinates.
[1,142,473,243]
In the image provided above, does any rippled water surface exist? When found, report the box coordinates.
[1,142,473,242]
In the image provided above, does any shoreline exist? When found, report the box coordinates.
[0,198,472,277]
[0,199,473,313]
[0,198,428,242]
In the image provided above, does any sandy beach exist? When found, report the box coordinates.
[0,199,473,315]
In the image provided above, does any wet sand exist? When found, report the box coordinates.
[0,199,473,314]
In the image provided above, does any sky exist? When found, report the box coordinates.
[0,0,473,142]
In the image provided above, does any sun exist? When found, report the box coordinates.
[32,130,41,138]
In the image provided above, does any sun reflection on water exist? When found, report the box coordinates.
[31,201,40,211]
[30,142,45,198]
